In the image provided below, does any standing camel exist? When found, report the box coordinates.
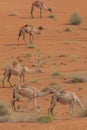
[31,1,52,18]
[11,84,56,112]
[18,24,44,44]
[48,90,85,116]
[2,62,43,87]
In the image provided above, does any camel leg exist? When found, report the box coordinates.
[23,33,27,44]
[20,74,24,83]
[40,8,42,18]
[7,73,13,87]
[34,96,40,112]
[29,32,34,42]
[2,75,7,88]
[48,95,57,116]
[31,5,34,18]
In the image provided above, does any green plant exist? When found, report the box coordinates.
[29,78,39,83]
[34,50,48,67]
[0,103,13,123]
[69,13,82,25]
[25,53,32,57]
[50,82,61,91]
[69,55,78,62]
[79,103,87,117]
[34,114,53,123]
[52,71,61,77]
[28,42,35,48]
[48,14,56,19]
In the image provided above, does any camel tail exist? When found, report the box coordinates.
[76,96,85,110]
[18,30,22,43]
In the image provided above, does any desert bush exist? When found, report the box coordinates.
[0,103,12,123]
[29,78,39,83]
[34,50,48,67]
[52,71,61,77]
[79,103,87,117]
[69,13,82,25]
[33,114,53,123]
[49,82,61,91]
[69,73,87,83]
[48,14,56,19]
[8,12,17,16]
[25,53,32,57]
[28,42,35,48]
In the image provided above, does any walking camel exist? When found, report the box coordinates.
[11,84,56,112]
[18,24,44,44]
[31,1,52,18]
[2,61,43,87]
[48,89,85,116]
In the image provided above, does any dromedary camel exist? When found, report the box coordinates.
[31,1,52,18]
[11,84,56,112]
[18,24,44,44]
[2,62,43,87]
[48,89,85,116]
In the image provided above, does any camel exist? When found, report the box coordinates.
[2,61,43,87]
[11,84,56,112]
[18,24,44,44]
[48,89,85,117]
[31,1,52,18]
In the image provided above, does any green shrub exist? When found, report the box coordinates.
[69,13,82,25]
[50,82,61,91]
[52,71,61,77]
[49,14,56,19]
[69,74,87,83]
[0,103,12,122]
[28,42,35,48]
[34,114,53,123]
[79,104,87,117]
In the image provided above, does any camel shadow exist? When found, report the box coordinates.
[4,43,25,46]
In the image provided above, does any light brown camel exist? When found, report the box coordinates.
[48,89,85,116]
[2,62,43,87]
[31,1,52,18]
[11,84,56,112]
[18,24,44,44]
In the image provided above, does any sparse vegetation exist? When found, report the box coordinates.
[29,78,39,83]
[34,50,49,67]
[25,53,32,57]
[50,82,61,91]
[52,71,62,77]
[48,14,56,19]
[8,12,18,16]
[34,114,53,123]
[0,103,12,123]
[79,104,87,117]
[28,42,35,48]
[69,73,87,83]
[69,13,82,25]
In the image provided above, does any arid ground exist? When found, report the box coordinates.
[0,0,87,129]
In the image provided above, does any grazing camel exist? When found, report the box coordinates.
[18,24,44,44]
[48,89,85,116]
[31,1,52,18]
[11,84,56,112]
[2,62,43,87]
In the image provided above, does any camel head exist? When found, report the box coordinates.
[47,8,52,13]
[37,26,44,31]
